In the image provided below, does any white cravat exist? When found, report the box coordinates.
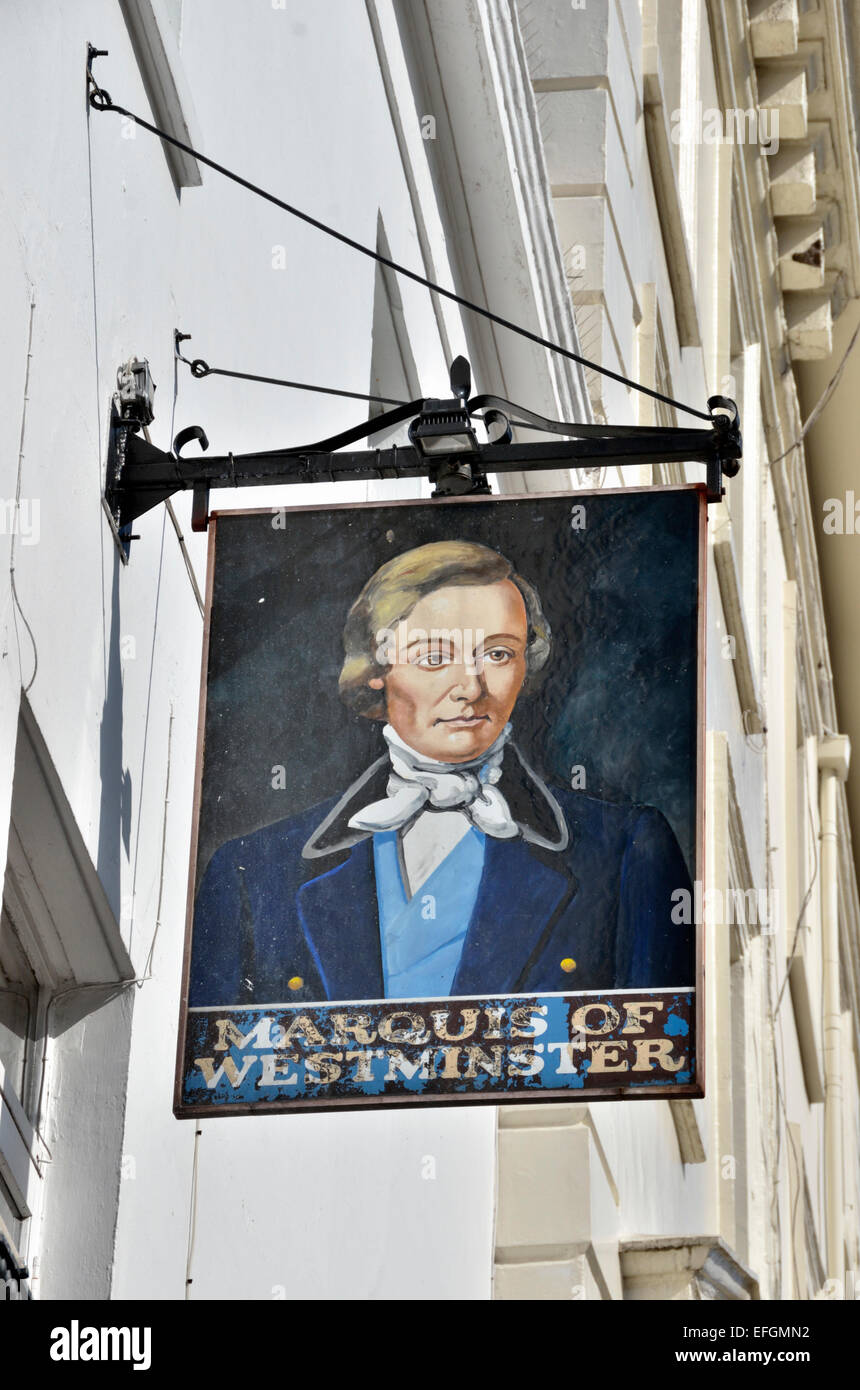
[348,722,518,842]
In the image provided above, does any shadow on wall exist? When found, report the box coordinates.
[97,543,132,927]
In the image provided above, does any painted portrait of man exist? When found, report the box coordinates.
[189,535,693,1007]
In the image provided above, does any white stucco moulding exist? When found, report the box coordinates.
[118,0,203,191]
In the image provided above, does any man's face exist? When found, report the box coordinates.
[369,580,529,763]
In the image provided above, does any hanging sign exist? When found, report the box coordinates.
[175,485,705,1116]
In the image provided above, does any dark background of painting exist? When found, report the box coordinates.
[195,489,702,881]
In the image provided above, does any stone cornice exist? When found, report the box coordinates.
[620,1234,761,1300]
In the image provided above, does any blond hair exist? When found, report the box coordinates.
[338,539,551,719]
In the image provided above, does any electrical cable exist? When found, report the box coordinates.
[10,294,39,694]
[774,793,820,1016]
[86,80,112,696]
[86,62,712,425]
[139,703,175,984]
[776,1044,805,1295]
[771,315,860,465]
[184,1124,202,1300]
[165,500,205,616]
[773,427,824,1019]
[126,509,169,958]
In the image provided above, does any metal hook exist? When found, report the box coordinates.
[173,424,209,458]
[86,44,112,109]
[174,330,192,364]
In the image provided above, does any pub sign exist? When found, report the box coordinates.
[175,485,705,1115]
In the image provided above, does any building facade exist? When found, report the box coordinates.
[0,0,858,1300]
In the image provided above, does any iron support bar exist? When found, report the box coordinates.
[103,351,740,556]
[107,424,736,538]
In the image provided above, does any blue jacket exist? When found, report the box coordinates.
[188,746,693,1006]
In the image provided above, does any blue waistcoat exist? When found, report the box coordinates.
[373,827,486,998]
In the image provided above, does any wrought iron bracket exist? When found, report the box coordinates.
[103,364,741,558]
